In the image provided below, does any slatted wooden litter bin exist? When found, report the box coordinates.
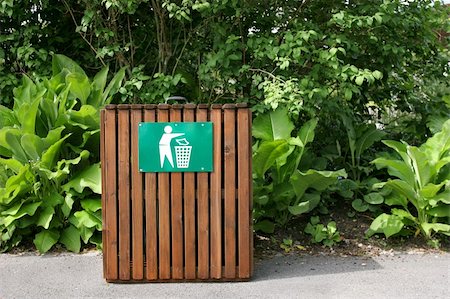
[100,103,253,282]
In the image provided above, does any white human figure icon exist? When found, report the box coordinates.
[159,125,184,168]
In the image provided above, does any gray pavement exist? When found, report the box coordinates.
[0,251,449,298]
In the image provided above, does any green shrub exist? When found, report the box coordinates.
[367,119,450,242]
[252,107,346,233]
[0,55,125,253]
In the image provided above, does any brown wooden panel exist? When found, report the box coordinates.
[170,107,184,279]
[131,107,144,280]
[118,107,131,280]
[100,109,107,277]
[237,108,251,278]
[248,109,254,276]
[196,107,209,279]
[223,107,236,278]
[157,107,171,279]
[209,105,222,279]
[144,107,158,280]
[183,105,196,279]
[104,108,118,280]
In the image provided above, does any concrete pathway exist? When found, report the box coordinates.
[0,251,449,298]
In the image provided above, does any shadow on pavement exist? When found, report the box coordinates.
[252,254,382,281]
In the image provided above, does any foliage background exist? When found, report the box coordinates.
[0,0,449,251]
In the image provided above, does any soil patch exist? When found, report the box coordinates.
[254,203,450,260]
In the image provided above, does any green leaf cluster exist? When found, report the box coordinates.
[304,216,342,247]
[252,107,346,232]
[0,55,124,253]
[368,120,450,240]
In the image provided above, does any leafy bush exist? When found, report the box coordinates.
[0,55,125,253]
[252,107,346,233]
[367,120,450,241]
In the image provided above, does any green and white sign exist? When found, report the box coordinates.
[138,122,213,172]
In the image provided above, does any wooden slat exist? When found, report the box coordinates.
[170,107,184,279]
[104,108,118,280]
[183,105,196,279]
[100,110,107,277]
[237,108,251,278]
[196,106,209,279]
[157,107,171,279]
[144,107,158,280]
[248,109,254,276]
[118,107,131,280]
[223,107,236,278]
[210,105,222,279]
[131,107,144,280]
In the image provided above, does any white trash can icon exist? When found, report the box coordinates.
[175,138,192,168]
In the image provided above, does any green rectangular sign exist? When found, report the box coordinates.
[138,122,213,172]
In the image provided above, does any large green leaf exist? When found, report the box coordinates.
[43,127,66,149]
[60,225,81,253]
[0,165,33,205]
[355,126,385,161]
[382,140,410,165]
[253,140,290,178]
[298,118,318,147]
[80,198,102,212]
[0,105,16,127]
[372,157,415,187]
[0,157,23,174]
[21,134,45,161]
[36,206,55,229]
[420,182,446,198]
[18,97,41,134]
[290,169,347,199]
[366,213,404,238]
[426,205,450,218]
[384,179,419,209]
[73,210,102,229]
[407,146,431,188]
[3,202,41,227]
[3,129,28,163]
[33,229,60,253]
[89,66,109,108]
[422,119,450,166]
[63,163,102,194]
[40,134,70,170]
[52,54,87,78]
[67,105,99,130]
[288,193,320,215]
[103,66,126,105]
[421,223,450,237]
[66,73,91,105]
[252,107,294,141]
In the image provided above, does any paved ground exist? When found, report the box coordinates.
[0,251,449,298]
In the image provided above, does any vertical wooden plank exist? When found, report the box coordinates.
[183,104,196,279]
[170,105,184,279]
[117,105,131,280]
[210,105,222,279]
[237,106,251,279]
[157,104,171,279]
[223,104,236,279]
[104,106,118,280]
[144,105,158,280]
[248,108,254,277]
[131,105,144,280]
[197,105,209,279]
[100,109,107,278]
